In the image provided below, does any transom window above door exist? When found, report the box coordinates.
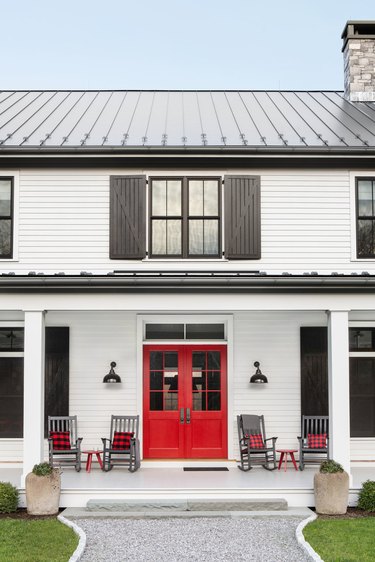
[149,177,221,258]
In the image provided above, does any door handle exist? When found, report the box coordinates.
[180,408,185,424]
[186,408,191,424]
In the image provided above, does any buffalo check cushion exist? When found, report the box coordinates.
[307,433,327,448]
[50,431,71,450]
[245,433,264,449]
[112,431,134,450]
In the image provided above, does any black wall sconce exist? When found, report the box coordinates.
[103,361,122,383]
[250,361,268,384]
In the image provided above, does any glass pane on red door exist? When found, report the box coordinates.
[149,351,178,411]
[192,351,221,411]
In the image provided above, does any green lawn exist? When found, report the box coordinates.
[0,518,78,562]
[304,518,375,562]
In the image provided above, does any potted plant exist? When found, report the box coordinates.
[25,462,61,515]
[314,460,349,515]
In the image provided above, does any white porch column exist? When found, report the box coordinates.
[327,310,351,476]
[22,310,45,483]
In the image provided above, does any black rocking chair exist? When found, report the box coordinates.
[48,415,83,472]
[102,415,141,473]
[298,415,329,470]
[237,414,278,471]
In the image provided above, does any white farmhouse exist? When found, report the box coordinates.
[0,21,375,507]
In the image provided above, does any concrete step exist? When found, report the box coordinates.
[63,506,313,520]
[86,498,288,512]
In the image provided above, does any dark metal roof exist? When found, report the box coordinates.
[1,272,375,293]
[0,90,375,152]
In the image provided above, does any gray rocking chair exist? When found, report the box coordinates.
[102,415,141,473]
[237,414,278,471]
[298,415,329,470]
[48,415,83,472]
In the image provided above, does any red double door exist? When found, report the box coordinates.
[143,345,227,459]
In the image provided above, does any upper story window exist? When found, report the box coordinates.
[149,178,221,258]
[109,174,260,261]
[356,178,375,258]
[0,178,13,259]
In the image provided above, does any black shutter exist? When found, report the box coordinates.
[224,175,261,259]
[300,327,328,416]
[110,175,146,259]
[44,327,69,436]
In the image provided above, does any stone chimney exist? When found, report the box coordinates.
[342,21,375,101]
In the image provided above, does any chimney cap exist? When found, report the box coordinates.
[342,21,375,51]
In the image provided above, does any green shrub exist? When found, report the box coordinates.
[319,460,344,474]
[0,481,19,513]
[358,480,375,512]
[32,462,53,476]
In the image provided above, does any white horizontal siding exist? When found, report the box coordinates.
[351,439,375,461]
[0,440,23,462]
[0,167,367,274]
[0,309,373,462]
[232,310,327,458]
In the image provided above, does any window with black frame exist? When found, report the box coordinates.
[0,328,24,438]
[149,177,221,258]
[356,178,375,258]
[349,327,375,437]
[0,178,13,259]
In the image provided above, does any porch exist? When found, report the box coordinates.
[1,462,372,508]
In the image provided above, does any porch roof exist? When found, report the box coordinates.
[1,271,375,292]
[0,90,375,154]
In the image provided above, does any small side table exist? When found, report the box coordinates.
[83,450,103,472]
[276,449,298,472]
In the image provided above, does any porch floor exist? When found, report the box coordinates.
[1,462,373,508]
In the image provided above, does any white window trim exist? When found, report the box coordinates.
[0,171,19,262]
[350,171,375,262]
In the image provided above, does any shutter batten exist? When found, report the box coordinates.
[110,175,146,259]
[224,175,261,259]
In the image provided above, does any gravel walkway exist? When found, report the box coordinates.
[71,517,312,562]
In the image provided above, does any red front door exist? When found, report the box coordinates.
[143,345,227,459]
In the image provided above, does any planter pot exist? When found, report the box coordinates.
[314,471,349,515]
[25,469,61,515]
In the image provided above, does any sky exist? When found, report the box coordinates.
[1,0,375,91]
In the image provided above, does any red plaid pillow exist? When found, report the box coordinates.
[112,431,134,450]
[308,433,327,448]
[245,433,264,449]
[50,431,71,450]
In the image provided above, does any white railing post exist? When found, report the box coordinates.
[22,310,45,484]
[327,310,351,476]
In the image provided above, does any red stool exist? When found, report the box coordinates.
[83,450,103,472]
[276,449,298,472]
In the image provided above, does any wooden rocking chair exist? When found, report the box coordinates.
[237,414,278,471]
[101,415,141,473]
[298,415,329,470]
[48,415,83,472]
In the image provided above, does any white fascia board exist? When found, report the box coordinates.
[1,291,375,311]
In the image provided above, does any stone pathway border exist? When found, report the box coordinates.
[296,512,324,562]
[57,513,87,562]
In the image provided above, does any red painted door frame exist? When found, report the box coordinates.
[143,344,227,459]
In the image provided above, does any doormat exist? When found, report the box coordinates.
[183,467,229,471]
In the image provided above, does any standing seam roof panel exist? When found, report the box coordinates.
[0,90,374,148]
